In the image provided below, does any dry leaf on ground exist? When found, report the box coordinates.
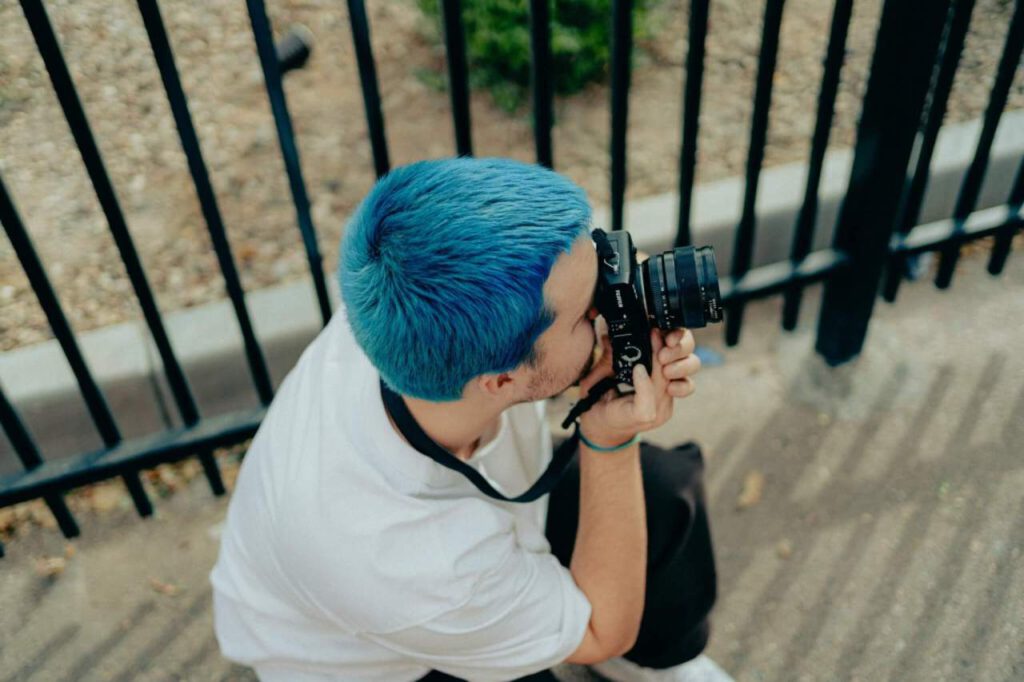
[147,465,184,496]
[0,507,17,534]
[737,470,765,510]
[27,500,57,529]
[149,577,180,596]
[35,556,68,577]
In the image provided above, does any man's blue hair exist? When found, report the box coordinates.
[340,157,591,401]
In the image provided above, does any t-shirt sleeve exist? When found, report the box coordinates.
[361,546,592,681]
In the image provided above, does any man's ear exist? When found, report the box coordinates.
[475,360,532,399]
[477,372,517,397]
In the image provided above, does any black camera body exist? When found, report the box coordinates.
[591,228,723,392]
[592,230,655,389]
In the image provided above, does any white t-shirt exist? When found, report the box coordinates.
[210,309,592,682]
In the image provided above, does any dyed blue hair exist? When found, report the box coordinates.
[340,157,591,401]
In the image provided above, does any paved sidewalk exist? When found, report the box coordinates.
[1,251,1021,681]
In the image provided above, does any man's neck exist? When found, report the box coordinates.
[399,395,504,462]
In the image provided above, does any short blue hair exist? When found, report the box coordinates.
[340,157,591,401]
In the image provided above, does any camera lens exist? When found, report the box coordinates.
[640,245,723,329]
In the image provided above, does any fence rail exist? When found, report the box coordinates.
[2,0,1021,554]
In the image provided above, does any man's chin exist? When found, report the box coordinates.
[549,365,592,400]
[523,354,595,403]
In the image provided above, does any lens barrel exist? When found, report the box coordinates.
[641,245,723,329]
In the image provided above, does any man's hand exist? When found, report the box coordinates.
[577,327,700,448]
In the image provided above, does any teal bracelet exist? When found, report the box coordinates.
[578,429,638,453]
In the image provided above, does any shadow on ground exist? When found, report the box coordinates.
[1,252,1021,682]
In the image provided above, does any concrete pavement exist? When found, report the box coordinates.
[0,249,1021,681]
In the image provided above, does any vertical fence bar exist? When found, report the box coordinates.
[195,448,225,496]
[781,0,854,330]
[609,0,633,232]
[246,0,332,325]
[816,0,951,366]
[20,0,199,433]
[347,0,390,179]
[724,0,786,345]
[935,0,1024,289]
[0,383,80,539]
[440,0,473,156]
[882,0,974,302]
[1,181,119,448]
[1,174,152,517]
[529,0,554,169]
[137,0,272,425]
[674,0,710,248]
[988,156,1024,274]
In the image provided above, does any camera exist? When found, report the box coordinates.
[591,228,723,391]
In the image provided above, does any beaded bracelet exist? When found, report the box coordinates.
[578,428,638,453]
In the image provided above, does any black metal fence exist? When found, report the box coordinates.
[1,0,1021,555]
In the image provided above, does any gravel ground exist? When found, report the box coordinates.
[1,0,1022,351]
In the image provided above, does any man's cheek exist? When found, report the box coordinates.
[575,345,597,385]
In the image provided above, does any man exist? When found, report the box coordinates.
[211,157,731,681]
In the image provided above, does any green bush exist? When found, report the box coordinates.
[416,0,657,111]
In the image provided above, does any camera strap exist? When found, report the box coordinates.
[380,379,580,503]
[560,376,620,429]
[591,228,616,268]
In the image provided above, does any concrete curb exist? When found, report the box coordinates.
[605,110,1024,266]
[0,280,340,475]
[2,112,1022,473]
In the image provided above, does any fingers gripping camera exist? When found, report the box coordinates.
[560,229,724,429]
[591,228,724,393]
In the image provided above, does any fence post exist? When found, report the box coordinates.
[815,0,951,366]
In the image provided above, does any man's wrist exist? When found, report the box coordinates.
[577,424,639,452]
[577,417,638,448]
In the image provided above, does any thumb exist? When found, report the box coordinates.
[627,363,657,424]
